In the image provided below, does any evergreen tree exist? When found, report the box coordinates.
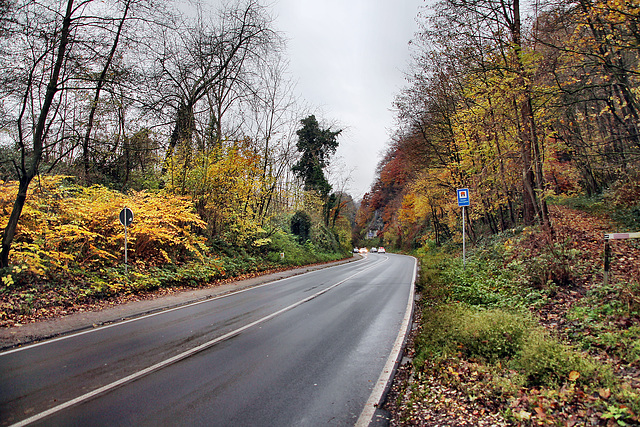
[292,115,341,197]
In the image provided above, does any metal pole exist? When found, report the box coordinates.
[124,224,128,275]
[462,206,466,269]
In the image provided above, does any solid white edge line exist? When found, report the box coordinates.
[10,257,388,427]
[355,255,417,427]
[1,256,370,357]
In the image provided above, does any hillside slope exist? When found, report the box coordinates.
[385,205,640,426]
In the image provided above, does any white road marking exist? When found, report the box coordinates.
[10,257,387,427]
[1,257,368,357]
[355,255,417,427]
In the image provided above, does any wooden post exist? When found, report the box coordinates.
[603,232,640,285]
[604,237,610,286]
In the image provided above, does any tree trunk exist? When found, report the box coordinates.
[0,0,74,268]
[162,102,195,177]
[82,0,130,183]
[512,0,551,232]
[0,178,29,267]
[515,96,539,225]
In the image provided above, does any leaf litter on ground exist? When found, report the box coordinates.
[384,205,640,426]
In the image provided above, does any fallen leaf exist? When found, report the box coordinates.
[513,410,532,420]
[599,388,611,399]
[569,371,580,382]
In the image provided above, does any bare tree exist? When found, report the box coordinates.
[80,0,132,181]
[0,0,145,266]
[242,54,301,221]
[148,0,279,182]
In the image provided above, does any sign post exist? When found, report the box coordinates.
[119,207,134,274]
[457,189,470,269]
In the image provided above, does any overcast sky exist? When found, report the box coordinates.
[270,0,426,199]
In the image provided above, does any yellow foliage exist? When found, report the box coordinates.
[0,176,207,273]
[165,141,268,247]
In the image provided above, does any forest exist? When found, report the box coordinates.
[0,0,355,323]
[356,0,639,248]
[355,0,640,424]
[2,0,640,423]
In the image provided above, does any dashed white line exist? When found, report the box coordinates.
[1,256,369,357]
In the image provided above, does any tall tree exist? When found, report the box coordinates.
[291,115,341,198]
[80,0,132,182]
[534,0,640,193]
[152,0,278,180]
[242,54,300,222]
[0,0,76,267]
[0,0,144,267]
[423,0,550,229]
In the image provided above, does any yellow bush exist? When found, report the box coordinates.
[0,176,206,275]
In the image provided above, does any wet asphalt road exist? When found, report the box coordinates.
[0,253,415,426]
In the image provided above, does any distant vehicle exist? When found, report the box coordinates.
[378,247,386,253]
[359,247,368,254]
[353,247,359,253]
[370,247,378,253]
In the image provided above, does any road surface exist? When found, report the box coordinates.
[0,253,416,426]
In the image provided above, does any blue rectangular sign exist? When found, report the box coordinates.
[457,188,470,207]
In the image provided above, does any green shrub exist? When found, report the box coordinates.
[414,305,460,364]
[415,304,609,390]
[441,257,547,310]
[513,330,606,388]
[266,230,316,265]
[415,305,532,365]
[455,309,533,363]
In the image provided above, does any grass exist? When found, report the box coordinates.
[403,217,640,425]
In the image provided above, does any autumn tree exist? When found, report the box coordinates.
[165,140,264,246]
[534,0,640,194]
[430,0,550,229]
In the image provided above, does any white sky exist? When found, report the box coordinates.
[270,0,426,199]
